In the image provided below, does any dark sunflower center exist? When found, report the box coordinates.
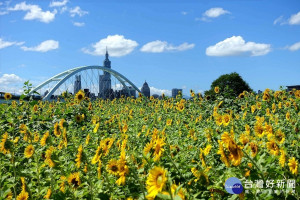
[78,94,83,100]
[111,165,118,172]
[71,178,79,187]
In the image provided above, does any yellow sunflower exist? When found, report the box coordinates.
[279,149,286,168]
[44,188,51,199]
[68,172,81,188]
[166,119,172,126]
[286,112,291,120]
[0,132,10,154]
[75,90,85,102]
[249,142,258,157]
[153,137,165,162]
[75,144,83,168]
[16,190,28,200]
[40,131,50,146]
[217,140,230,167]
[215,114,223,126]
[288,157,298,175]
[53,122,61,137]
[176,103,184,112]
[239,133,249,146]
[295,90,300,99]
[162,184,186,200]
[222,114,230,126]
[214,86,220,94]
[228,140,243,166]
[24,144,34,158]
[144,141,154,155]
[4,93,12,100]
[146,166,167,199]
[275,129,285,144]
[45,146,55,168]
[251,105,256,113]
[106,159,119,176]
[266,140,279,155]
[75,114,83,123]
[254,122,264,138]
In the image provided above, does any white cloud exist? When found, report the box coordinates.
[82,35,138,57]
[69,6,88,17]
[288,11,300,25]
[8,2,57,23]
[150,87,171,96]
[0,11,8,15]
[198,7,230,22]
[140,40,195,53]
[274,11,300,25]
[0,74,23,85]
[0,85,24,94]
[206,36,271,57]
[21,40,59,52]
[49,0,68,7]
[73,21,85,27]
[139,86,171,96]
[204,7,230,18]
[274,16,284,25]
[287,41,300,51]
[60,6,68,13]
[0,38,24,49]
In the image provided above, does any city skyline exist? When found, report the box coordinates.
[0,0,300,97]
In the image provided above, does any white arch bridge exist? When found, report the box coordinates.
[28,65,142,101]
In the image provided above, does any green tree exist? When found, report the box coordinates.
[205,72,253,99]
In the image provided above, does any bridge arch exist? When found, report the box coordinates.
[28,65,141,100]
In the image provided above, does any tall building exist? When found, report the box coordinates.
[74,75,81,94]
[99,49,112,99]
[172,88,182,98]
[141,81,150,97]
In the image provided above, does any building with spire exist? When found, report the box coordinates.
[141,81,150,97]
[99,49,112,99]
[74,75,81,94]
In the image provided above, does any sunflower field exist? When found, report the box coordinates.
[0,88,299,200]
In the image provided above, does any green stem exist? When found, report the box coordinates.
[35,155,41,199]
[12,149,17,198]
[89,171,94,200]
[104,171,113,197]
[242,149,266,183]
[132,164,146,199]
[164,134,191,197]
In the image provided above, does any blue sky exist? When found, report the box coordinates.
[0,0,300,96]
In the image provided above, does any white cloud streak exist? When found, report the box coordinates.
[49,0,68,7]
[198,7,230,22]
[140,40,195,53]
[82,35,138,57]
[274,11,300,25]
[73,21,85,27]
[0,38,24,49]
[21,40,59,52]
[8,1,57,23]
[206,36,271,57]
[69,6,88,17]
[149,87,172,96]
[287,41,300,51]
